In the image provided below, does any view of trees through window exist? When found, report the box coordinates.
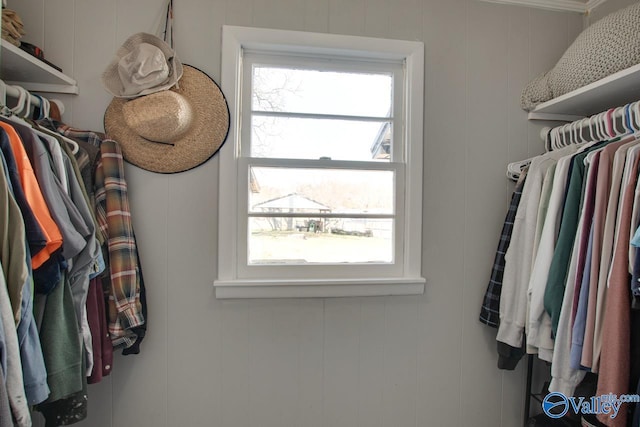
[246,65,397,264]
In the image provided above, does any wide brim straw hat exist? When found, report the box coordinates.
[104,65,230,173]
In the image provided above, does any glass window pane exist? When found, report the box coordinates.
[249,217,393,264]
[249,167,394,215]
[252,66,392,117]
[251,116,391,161]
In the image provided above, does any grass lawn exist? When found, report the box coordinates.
[249,231,392,264]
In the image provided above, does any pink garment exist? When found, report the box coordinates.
[580,139,632,372]
[595,153,640,427]
[581,139,630,370]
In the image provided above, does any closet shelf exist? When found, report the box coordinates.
[527,62,640,121]
[0,40,78,94]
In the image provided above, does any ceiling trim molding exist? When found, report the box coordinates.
[585,0,608,12]
[477,0,608,13]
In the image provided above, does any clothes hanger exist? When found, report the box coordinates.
[627,101,640,133]
[607,108,618,137]
[611,106,624,137]
[556,125,565,148]
[0,80,10,117]
[21,89,31,119]
[572,120,581,144]
[14,89,81,155]
[562,123,571,147]
[620,104,634,136]
[30,109,81,155]
[564,123,573,146]
[545,127,553,152]
[552,125,561,149]
[624,104,633,134]
[594,112,604,140]
[32,94,45,120]
[632,101,640,138]
[549,126,558,150]
[595,112,607,141]
[66,133,79,155]
[572,120,580,145]
[579,117,590,144]
[562,122,573,147]
[0,80,6,108]
[43,97,51,119]
[9,85,27,115]
[586,116,595,143]
[566,122,575,146]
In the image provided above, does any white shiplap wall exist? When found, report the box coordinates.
[9,1,584,426]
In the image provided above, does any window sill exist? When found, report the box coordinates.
[213,277,426,299]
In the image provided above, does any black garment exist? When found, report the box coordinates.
[497,340,525,370]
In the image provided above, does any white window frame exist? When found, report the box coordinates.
[215,25,425,299]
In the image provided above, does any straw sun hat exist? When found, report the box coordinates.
[103,33,229,173]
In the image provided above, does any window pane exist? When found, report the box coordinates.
[249,167,394,215]
[252,66,392,117]
[251,116,391,161]
[249,217,393,264]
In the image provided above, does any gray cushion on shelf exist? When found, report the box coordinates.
[521,2,640,111]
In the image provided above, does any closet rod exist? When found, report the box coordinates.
[2,81,65,115]
[5,83,44,107]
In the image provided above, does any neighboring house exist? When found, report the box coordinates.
[252,193,331,231]
[370,121,391,160]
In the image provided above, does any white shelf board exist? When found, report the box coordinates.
[0,41,78,94]
[528,62,640,120]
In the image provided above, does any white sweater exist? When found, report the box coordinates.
[497,146,577,349]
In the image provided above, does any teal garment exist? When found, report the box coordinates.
[544,142,607,336]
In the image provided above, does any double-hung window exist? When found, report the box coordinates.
[216,25,425,298]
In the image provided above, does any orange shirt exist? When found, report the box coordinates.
[0,121,62,268]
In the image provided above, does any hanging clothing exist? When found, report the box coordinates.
[0,121,62,274]
[592,138,638,372]
[479,167,528,329]
[57,126,147,352]
[0,156,31,427]
[0,129,47,263]
[527,149,575,361]
[548,148,602,396]
[496,146,577,356]
[0,367,14,427]
[0,83,148,425]
[544,142,607,339]
[595,147,640,427]
[483,116,640,425]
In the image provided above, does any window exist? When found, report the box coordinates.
[215,25,425,298]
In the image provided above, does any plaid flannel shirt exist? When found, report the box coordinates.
[58,126,144,349]
[479,169,528,328]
